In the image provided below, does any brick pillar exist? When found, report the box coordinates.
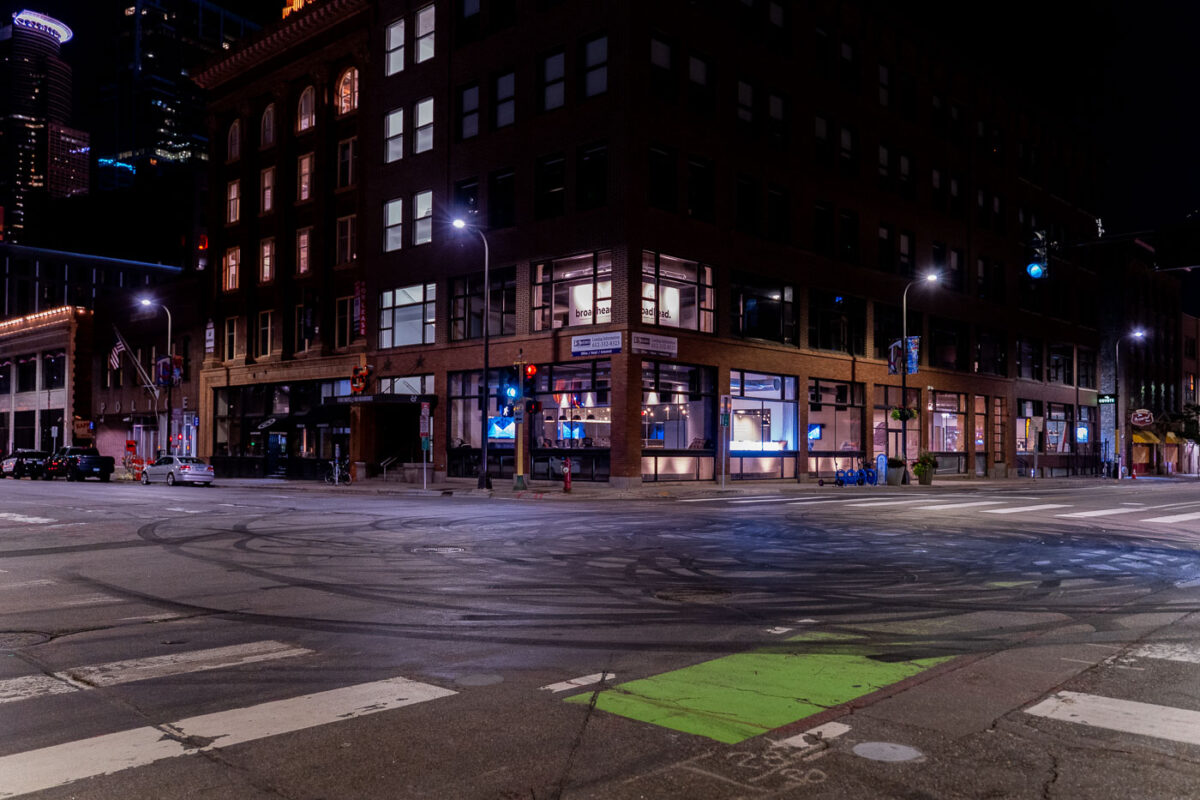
[609,351,642,488]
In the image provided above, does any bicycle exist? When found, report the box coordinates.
[324,457,353,485]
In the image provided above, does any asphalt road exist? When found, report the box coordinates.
[2,478,1200,798]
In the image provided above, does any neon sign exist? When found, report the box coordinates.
[13,10,73,43]
[281,0,319,19]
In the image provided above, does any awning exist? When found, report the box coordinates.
[1165,432,1182,444]
[1132,431,1161,444]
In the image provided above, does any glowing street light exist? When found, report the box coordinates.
[899,273,939,476]
[1114,329,1146,479]
[452,218,492,489]
[140,298,174,455]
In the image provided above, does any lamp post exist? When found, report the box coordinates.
[452,218,492,489]
[900,273,939,475]
[1114,329,1145,479]
[140,299,173,456]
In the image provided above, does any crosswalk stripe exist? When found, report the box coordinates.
[729,497,794,504]
[1056,508,1146,518]
[1130,643,1200,664]
[1025,691,1200,746]
[0,675,456,797]
[0,675,77,704]
[844,499,932,508]
[679,495,778,503]
[0,512,56,524]
[1140,512,1200,524]
[980,504,1073,515]
[913,501,1006,511]
[540,672,614,692]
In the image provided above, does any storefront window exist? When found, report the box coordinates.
[871,385,919,460]
[929,391,966,451]
[1045,402,1073,453]
[529,361,611,448]
[641,251,714,332]
[808,378,864,476]
[1016,399,1041,452]
[642,362,715,480]
[532,251,612,330]
[1076,405,1095,453]
[729,370,797,479]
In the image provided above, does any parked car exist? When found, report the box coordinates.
[45,447,115,482]
[140,455,215,486]
[1,450,50,479]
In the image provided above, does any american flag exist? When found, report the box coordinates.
[108,340,125,370]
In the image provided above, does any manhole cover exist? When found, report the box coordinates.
[852,742,924,762]
[0,632,50,649]
[654,587,732,603]
[411,546,465,554]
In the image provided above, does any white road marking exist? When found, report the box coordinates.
[0,675,456,797]
[1142,512,1200,524]
[679,495,779,503]
[0,579,55,590]
[766,627,793,635]
[0,512,56,524]
[1056,508,1146,518]
[1131,643,1200,664]
[1026,691,1200,746]
[843,499,931,508]
[56,595,124,608]
[912,501,1006,511]
[165,508,203,513]
[60,641,313,688]
[980,504,1073,515]
[785,498,867,506]
[730,498,796,505]
[0,675,77,704]
[539,672,614,692]
[778,720,851,748]
[116,613,189,622]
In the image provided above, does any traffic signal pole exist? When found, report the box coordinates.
[514,356,528,490]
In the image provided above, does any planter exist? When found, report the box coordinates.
[886,467,903,486]
[917,471,933,486]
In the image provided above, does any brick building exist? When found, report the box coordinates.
[194,0,1108,485]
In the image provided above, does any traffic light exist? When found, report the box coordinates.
[1027,229,1048,279]
[500,366,520,414]
[525,399,542,414]
[523,363,538,396]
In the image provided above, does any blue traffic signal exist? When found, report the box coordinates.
[1026,262,1046,279]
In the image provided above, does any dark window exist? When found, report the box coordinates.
[488,169,516,228]
[765,186,789,242]
[1016,338,1044,381]
[650,36,676,101]
[808,291,865,354]
[687,53,715,113]
[42,351,65,389]
[872,304,921,360]
[1187,337,1197,359]
[929,317,968,371]
[814,202,834,257]
[456,0,481,44]
[16,354,36,392]
[648,145,677,212]
[732,280,795,344]
[877,223,895,272]
[735,176,759,234]
[534,153,567,219]
[540,50,566,111]
[1078,348,1096,389]
[687,156,715,221]
[0,362,9,394]
[581,35,608,97]
[458,84,480,139]
[736,80,754,125]
[838,210,859,263]
[494,71,515,127]
[451,267,517,340]
[336,137,357,189]
[975,329,1008,376]
[839,38,859,91]
[577,143,608,210]
[453,177,479,219]
[838,125,857,176]
[1048,344,1074,385]
[814,116,832,166]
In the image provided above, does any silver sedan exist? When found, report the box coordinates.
[140,455,215,486]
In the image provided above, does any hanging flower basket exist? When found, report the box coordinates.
[890,407,918,422]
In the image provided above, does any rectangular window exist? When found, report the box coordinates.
[260,168,274,213]
[1078,348,1096,389]
[532,251,613,330]
[583,35,608,97]
[808,290,865,354]
[1016,338,1044,381]
[413,190,433,245]
[766,186,789,242]
[767,93,785,144]
[259,238,274,282]
[384,198,404,251]
[380,283,436,348]
[488,169,516,228]
[541,51,565,110]
[386,19,405,75]
[296,227,312,274]
[975,329,1008,376]
[1048,344,1074,385]
[297,153,313,201]
[648,145,677,212]
[222,247,239,291]
[813,202,834,257]
[226,180,240,223]
[729,370,798,462]
[641,362,716,474]
[577,143,607,211]
[459,84,479,139]
[736,80,753,123]
[838,209,859,263]
[929,391,967,453]
[494,71,515,127]
[294,304,309,353]
[534,153,567,219]
[257,310,273,358]
[732,279,794,344]
[688,54,715,113]
[335,296,354,348]
[898,230,914,275]
[337,138,357,188]
[878,223,895,271]
[839,125,856,175]
[735,175,759,234]
[415,4,435,63]
[809,379,866,476]
[385,108,404,162]
[641,251,714,333]
[453,177,479,218]
[929,317,968,371]
[336,215,357,264]
[814,116,832,165]
[224,318,237,360]
[686,156,715,222]
[451,267,517,340]
[414,98,434,154]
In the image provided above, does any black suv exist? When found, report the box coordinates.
[1,450,50,479]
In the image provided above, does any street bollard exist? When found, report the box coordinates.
[563,456,572,493]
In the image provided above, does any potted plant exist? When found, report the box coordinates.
[886,456,905,485]
[912,452,938,485]
[890,407,918,422]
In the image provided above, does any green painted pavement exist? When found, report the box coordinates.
[567,635,952,744]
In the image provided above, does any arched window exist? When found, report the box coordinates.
[260,104,275,147]
[227,120,241,160]
[336,67,359,115]
[297,86,316,132]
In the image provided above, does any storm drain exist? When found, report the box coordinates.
[411,546,466,554]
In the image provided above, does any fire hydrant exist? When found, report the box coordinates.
[563,456,572,493]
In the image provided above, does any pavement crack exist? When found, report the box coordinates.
[551,665,613,800]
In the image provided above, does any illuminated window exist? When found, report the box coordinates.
[385,19,405,75]
[257,310,273,358]
[297,153,313,201]
[336,67,359,114]
[414,98,433,154]
[227,120,240,160]
[259,238,274,282]
[380,283,436,348]
[413,190,432,245]
[415,4,434,63]
[385,108,404,162]
[384,198,403,251]
[224,318,237,361]
[297,86,316,132]
[225,180,240,223]
[260,104,275,147]
[222,247,240,291]
[296,227,312,274]
[336,215,357,264]
[260,167,274,213]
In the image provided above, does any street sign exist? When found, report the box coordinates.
[1097,394,1116,405]
[419,401,431,437]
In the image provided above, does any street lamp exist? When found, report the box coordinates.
[140,298,173,456]
[900,273,939,475]
[1114,328,1146,479]
[452,218,492,489]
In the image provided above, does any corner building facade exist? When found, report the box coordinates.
[198,0,1103,485]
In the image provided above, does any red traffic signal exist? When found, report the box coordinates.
[525,400,542,414]
[524,364,537,379]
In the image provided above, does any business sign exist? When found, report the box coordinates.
[204,320,215,355]
[887,337,921,375]
[1097,394,1116,405]
[571,332,622,357]
[631,332,677,357]
[1131,409,1154,427]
